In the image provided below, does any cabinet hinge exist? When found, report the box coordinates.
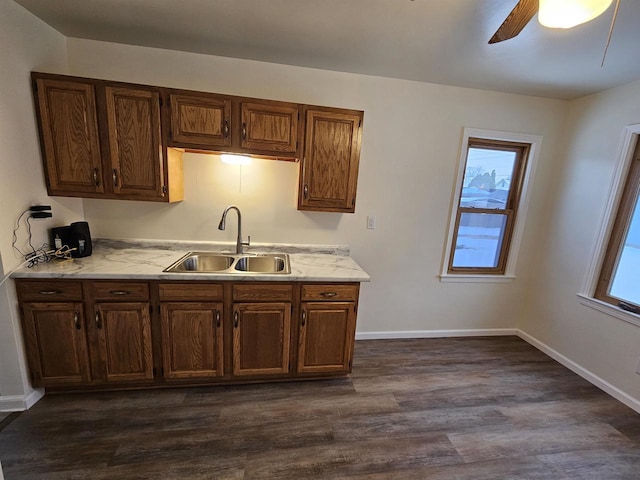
[153,367,157,376]
[288,361,291,371]
[348,360,352,369]
[351,198,355,207]
[162,185,167,195]
[158,305,161,314]
[159,97,163,107]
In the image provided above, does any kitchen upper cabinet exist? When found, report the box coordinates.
[169,92,231,148]
[21,302,91,387]
[104,86,166,200]
[168,93,299,158]
[160,302,224,379]
[240,101,299,156]
[31,73,183,203]
[33,78,104,196]
[298,108,363,213]
[232,302,291,376]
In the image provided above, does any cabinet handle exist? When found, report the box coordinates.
[234,311,239,328]
[301,310,306,327]
[223,120,230,138]
[215,310,221,328]
[92,168,99,186]
[95,311,102,329]
[320,292,338,298]
[242,123,247,140]
[109,290,131,296]
[38,290,61,295]
[112,169,118,187]
[74,311,81,330]
[303,184,308,199]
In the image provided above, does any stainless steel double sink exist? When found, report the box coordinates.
[163,252,290,274]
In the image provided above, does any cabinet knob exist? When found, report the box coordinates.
[234,311,239,328]
[74,311,81,330]
[241,123,247,140]
[301,310,306,327]
[95,311,102,329]
[223,120,230,138]
[92,168,99,186]
[112,169,119,187]
[303,184,308,199]
[109,290,131,296]
[216,310,221,328]
[38,289,61,295]
[320,292,337,298]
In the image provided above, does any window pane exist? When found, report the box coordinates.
[609,192,640,305]
[452,213,507,268]
[461,148,516,209]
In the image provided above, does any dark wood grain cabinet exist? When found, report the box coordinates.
[17,279,359,391]
[298,108,363,213]
[32,73,183,202]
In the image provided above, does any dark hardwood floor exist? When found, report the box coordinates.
[1,336,639,479]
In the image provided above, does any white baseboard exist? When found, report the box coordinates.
[0,388,44,412]
[517,329,640,414]
[355,328,518,340]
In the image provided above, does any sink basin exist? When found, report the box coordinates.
[234,255,288,273]
[163,252,290,274]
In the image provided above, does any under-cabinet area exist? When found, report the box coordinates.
[16,279,360,391]
[31,72,364,212]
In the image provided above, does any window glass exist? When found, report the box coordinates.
[452,213,507,268]
[460,148,517,209]
[609,191,640,305]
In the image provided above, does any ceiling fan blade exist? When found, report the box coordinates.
[489,0,539,44]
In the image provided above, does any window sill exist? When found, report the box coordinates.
[439,274,516,284]
[577,294,640,328]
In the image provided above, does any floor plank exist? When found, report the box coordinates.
[1,336,639,479]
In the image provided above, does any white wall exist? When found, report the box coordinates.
[0,0,83,408]
[66,39,568,335]
[522,79,640,403]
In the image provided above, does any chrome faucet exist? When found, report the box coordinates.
[218,205,250,254]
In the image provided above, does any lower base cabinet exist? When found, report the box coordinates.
[16,279,359,391]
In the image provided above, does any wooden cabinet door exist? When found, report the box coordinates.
[161,302,224,379]
[105,86,165,199]
[94,302,154,383]
[34,78,103,195]
[240,102,299,155]
[21,302,91,386]
[298,302,356,374]
[299,108,363,212]
[169,93,231,148]
[232,302,291,376]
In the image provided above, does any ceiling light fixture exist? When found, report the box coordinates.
[538,0,613,29]
[220,154,251,165]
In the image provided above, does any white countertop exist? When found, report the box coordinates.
[11,239,371,283]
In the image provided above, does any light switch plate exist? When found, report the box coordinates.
[367,215,376,229]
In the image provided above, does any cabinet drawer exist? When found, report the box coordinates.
[301,284,359,302]
[92,282,149,301]
[17,280,83,302]
[159,283,223,301]
[233,284,293,302]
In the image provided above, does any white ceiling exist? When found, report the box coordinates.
[13,0,640,99]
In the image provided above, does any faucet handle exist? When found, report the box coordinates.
[243,235,251,247]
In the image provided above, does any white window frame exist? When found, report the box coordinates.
[440,128,542,283]
[578,124,640,327]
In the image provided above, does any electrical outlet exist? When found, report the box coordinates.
[636,356,640,375]
[367,215,376,230]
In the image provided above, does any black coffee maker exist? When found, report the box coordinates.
[50,221,92,258]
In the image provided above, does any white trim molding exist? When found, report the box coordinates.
[356,328,518,340]
[440,128,543,283]
[517,330,640,414]
[0,388,44,412]
[577,294,640,328]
